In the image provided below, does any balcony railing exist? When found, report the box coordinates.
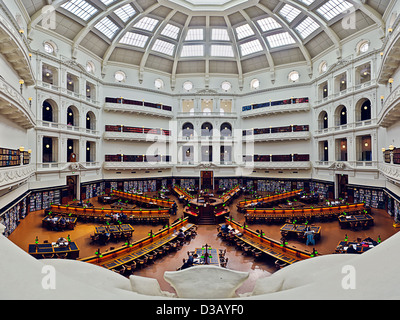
[36,162,100,172]
[37,81,99,107]
[104,125,171,141]
[242,154,311,170]
[315,119,377,135]
[37,120,100,136]
[0,75,35,129]
[241,100,310,118]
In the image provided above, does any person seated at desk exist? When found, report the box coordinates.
[177,229,185,240]
[59,217,67,229]
[178,253,198,270]
[112,212,120,222]
[50,217,59,231]
[99,231,110,244]
[220,224,229,234]
[172,202,178,215]
[56,237,69,247]
[346,244,357,254]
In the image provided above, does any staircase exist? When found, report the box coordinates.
[197,210,216,225]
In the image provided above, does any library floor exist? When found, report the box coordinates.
[7,192,400,296]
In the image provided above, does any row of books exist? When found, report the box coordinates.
[105,125,171,136]
[105,97,172,112]
[0,148,20,168]
[353,188,385,209]
[242,97,309,112]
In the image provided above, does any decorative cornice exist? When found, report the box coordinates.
[0,165,35,190]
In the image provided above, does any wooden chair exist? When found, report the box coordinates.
[220,257,228,268]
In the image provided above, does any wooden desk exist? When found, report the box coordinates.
[98,195,119,204]
[28,241,80,259]
[112,190,174,208]
[223,219,314,265]
[338,214,374,229]
[94,224,134,237]
[194,247,220,266]
[80,218,195,271]
[237,190,302,210]
[42,216,77,230]
[335,240,376,254]
[245,203,368,224]
[280,224,321,240]
[46,205,170,225]
[173,186,195,201]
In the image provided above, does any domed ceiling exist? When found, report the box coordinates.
[21,0,388,78]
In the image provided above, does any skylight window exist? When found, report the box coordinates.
[279,4,301,23]
[211,45,234,57]
[100,0,116,5]
[161,24,180,39]
[257,17,282,32]
[134,17,158,31]
[114,4,136,23]
[152,39,175,56]
[240,39,263,56]
[120,32,149,48]
[185,29,204,41]
[95,17,119,39]
[181,45,204,57]
[61,0,98,21]
[235,24,254,40]
[317,0,353,21]
[299,0,315,5]
[266,32,296,48]
[295,17,320,39]
[211,29,230,41]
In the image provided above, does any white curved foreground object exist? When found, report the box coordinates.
[1,223,400,300]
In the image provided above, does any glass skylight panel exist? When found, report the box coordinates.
[161,24,180,39]
[211,29,230,41]
[185,29,204,41]
[100,0,116,5]
[114,4,136,23]
[95,17,119,39]
[211,45,234,57]
[235,24,254,40]
[279,4,301,23]
[317,0,353,21]
[257,17,282,32]
[240,39,263,56]
[181,45,204,57]
[299,0,315,5]
[266,32,296,48]
[61,0,98,21]
[295,17,320,39]
[134,17,158,31]
[120,32,149,48]
[152,39,175,56]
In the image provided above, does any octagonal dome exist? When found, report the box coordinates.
[23,0,386,79]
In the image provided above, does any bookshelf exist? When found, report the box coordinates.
[353,187,385,209]
[0,148,20,168]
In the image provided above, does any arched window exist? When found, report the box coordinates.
[42,101,54,122]
[338,106,347,125]
[86,112,96,130]
[220,122,232,137]
[201,122,213,136]
[319,111,328,130]
[182,122,194,137]
[360,99,371,121]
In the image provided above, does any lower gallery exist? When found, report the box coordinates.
[1,0,400,301]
